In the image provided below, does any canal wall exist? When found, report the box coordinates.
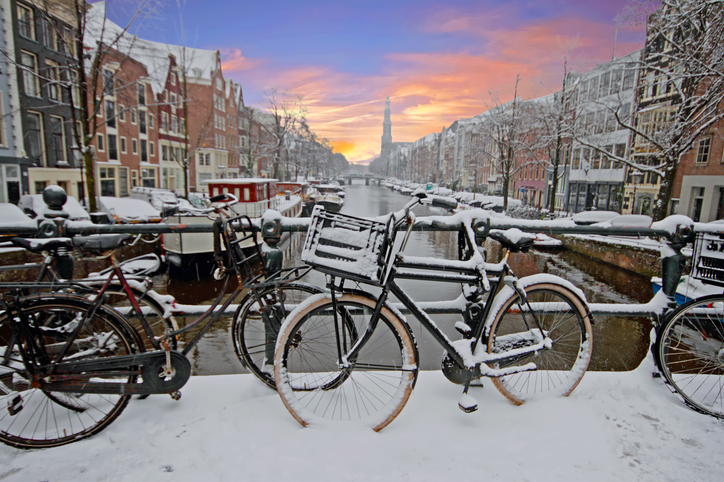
[557,235,662,278]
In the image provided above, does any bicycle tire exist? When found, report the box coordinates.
[656,294,724,418]
[0,294,138,449]
[232,282,323,389]
[274,293,418,431]
[487,282,593,405]
[102,285,175,350]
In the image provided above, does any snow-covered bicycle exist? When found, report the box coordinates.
[274,192,594,431]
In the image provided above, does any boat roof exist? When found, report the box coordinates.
[203,178,278,185]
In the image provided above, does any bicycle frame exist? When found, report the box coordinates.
[326,205,548,376]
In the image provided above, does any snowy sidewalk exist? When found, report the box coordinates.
[2,356,723,481]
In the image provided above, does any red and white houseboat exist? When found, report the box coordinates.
[162,178,303,279]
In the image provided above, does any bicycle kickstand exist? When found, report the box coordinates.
[458,369,479,413]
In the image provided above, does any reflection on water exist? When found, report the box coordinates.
[163,182,656,374]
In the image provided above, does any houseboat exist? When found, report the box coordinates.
[314,184,344,212]
[162,178,303,279]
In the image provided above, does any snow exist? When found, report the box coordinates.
[17,195,90,222]
[99,197,162,223]
[3,356,723,481]
[0,204,37,229]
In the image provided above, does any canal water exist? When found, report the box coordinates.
[164,181,655,375]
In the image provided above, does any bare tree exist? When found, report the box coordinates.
[481,76,522,210]
[572,0,724,220]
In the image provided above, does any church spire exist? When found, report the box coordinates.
[381,96,392,161]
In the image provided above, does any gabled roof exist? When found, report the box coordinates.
[85,2,218,95]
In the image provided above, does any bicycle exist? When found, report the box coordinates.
[653,230,724,418]
[0,193,320,448]
[0,235,172,352]
[273,192,594,431]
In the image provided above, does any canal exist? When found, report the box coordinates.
[165,181,655,375]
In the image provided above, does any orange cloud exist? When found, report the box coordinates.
[331,140,355,156]
[224,8,643,164]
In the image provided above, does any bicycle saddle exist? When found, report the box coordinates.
[10,237,74,253]
[488,228,536,253]
[73,234,131,253]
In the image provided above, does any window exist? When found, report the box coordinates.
[610,69,622,93]
[600,72,610,97]
[0,97,5,147]
[696,137,711,164]
[131,109,136,124]
[49,116,64,164]
[148,114,153,129]
[171,73,176,86]
[108,134,118,160]
[34,181,48,194]
[139,111,146,134]
[62,28,76,57]
[132,139,137,154]
[180,118,185,135]
[99,167,116,196]
[137,84,146,105]
[131,169,138,187]
[119,167,129,196]
[42,18,58,50]
[588,77,598,100]
[103,69,114,96]
[618,103,631,130]
[171,115,177,133]
[170,93,176,104]
[162,113,169,131]
[162,145,169,161]
[69,70,80,107]
[141,168,155,187]
[97,133,105,152]
[120,136,127,153]
[26,112,44,165]
[149,142,155,157]
[17,4,34,40]
[623,65,636,90]
[46,60,60,101]
[106,100,115,128]
[141,139,148,162]
[20,51,40,97]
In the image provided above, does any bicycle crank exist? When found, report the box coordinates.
[40,351,192,396]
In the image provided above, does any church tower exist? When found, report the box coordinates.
[380,96,392,164]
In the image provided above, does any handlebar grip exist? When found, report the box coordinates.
[432,197,458,210]
[209,194,228,203]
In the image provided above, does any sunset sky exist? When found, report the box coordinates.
[114,0,647,164]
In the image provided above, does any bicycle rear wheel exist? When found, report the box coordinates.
[0,295,137,449]
[487,282,593,405]
[232,282,323,389]
[274,293,418,431]
[657,294,724,418]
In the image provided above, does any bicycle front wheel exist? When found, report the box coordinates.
[232,282,323,389]
[274,293,418,431]
[0,295,137,449]
[487,282,593,405]
[657,294,724,418]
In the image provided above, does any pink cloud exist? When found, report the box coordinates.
[220,48,263,72]
[223,8,645,164]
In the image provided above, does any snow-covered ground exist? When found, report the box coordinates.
[2,355,723,481]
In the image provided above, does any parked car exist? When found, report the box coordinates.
[17,194,90,221]
[99,197,162,223]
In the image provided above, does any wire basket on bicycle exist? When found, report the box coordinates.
[301,206,394,285]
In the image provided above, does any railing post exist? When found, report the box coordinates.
[661,224,695,308]
[261,213,284,275]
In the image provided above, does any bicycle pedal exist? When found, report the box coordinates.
[169,390,182,401]
[454,321,472,336]
[7,395,23,416]
[458,393,478,413]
